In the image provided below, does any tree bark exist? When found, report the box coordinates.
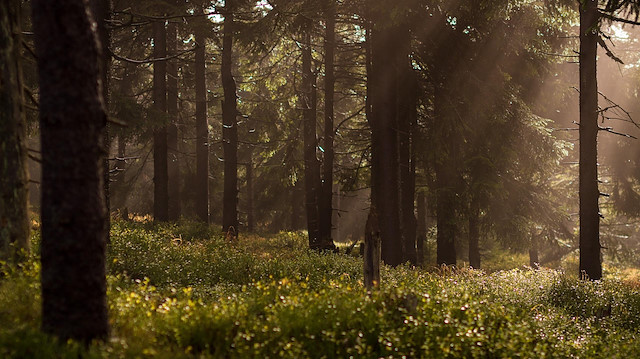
[89,0,112,240]
[113,134,126,195]
[578,0,602,280]
[529,230,540,269]
[222,1,239,238]
[400,65,417,265]
[416,191,427,266]
[318,0,336,249]
[364,207,381,289]
[167,19,181,221]
[302,21,322,248]
[195,30,209,223]
[153,20,169,222]
[434,86,457,266]
[468,197,480,269]
[246,150,255,232]
[368,18,407,266]
[33,0,109,341]
[0,0,29,260]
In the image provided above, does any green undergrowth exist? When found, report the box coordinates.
[2,220,640,358]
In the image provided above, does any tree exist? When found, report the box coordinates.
[366,4,412,266]
[89,0,112,240]
[167,8,182,221]
[153,19,169,222]
[194,15,209,224]
[578,0,601,280]
[222,0,240,237]
[301,17,322,248]
[0,0,29,260]
[318,0,336,248]
[33,0,109,341]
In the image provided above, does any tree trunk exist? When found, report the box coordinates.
[113,134,126,201]
[302,21,322,248]
[368,18,405,266]
[153,20,169,222]
[364,207,381,289]
[468,197,480,269]
[416,192,427,266]
[222,2,239,238]
[246,150,255,232]
[33,0,109,341]
[195,30,209,223]
[529,230,540,269]
[0,0,29,260]
[89,0,112,240]
[318,0,336,249]
[167,19,181,221]
[434,87,457,266]
[578,0,601,280]
[113,63,133,212]
[290,180,304,230]
[400,65,417,265]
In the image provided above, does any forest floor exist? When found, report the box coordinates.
[2,219,640,358]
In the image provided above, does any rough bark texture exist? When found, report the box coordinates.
[33,0,109,341]
[302,22,322,248]
[222,2,239,238]
[318,0,336,249]
[0,0,29,260]
[195,31,209,223]
[167,20,181,221]
[579,0,601,280]
[153,20,169,222]
[468,197,480,269]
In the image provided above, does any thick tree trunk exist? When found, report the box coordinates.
[434,87,457,266]
[302,22,322,248]
[33,0,109,341]
[0,0,29,260]
[468,197,480,269]
[579,0,601,280]
[167,19,181,221]
[368,20,405,266]
[318,0,336,249]
[195,31,209,223]
[153,20,169,222]
[222,2,239,238]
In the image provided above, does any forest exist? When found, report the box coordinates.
[4,0,640,357]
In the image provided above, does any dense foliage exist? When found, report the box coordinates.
[2,221,640,358]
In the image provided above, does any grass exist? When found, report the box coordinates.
[2,219,640,358]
